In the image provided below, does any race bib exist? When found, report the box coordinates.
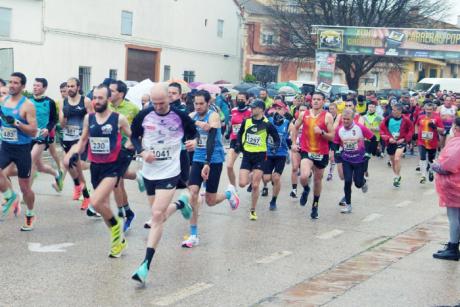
[64,125,80,137]
[344,141,358,151]
[232,124,241,135]
[391,132,400,139]
[1,127,18,142]
[197,135,207,148]
[90,137,110,154]
[421,131,433,140]
[246,133,261,146]
[308,153,323,161]
[149,144,173,161]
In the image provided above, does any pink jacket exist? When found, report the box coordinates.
[435,136,460,207]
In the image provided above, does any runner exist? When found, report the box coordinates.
[236,99,280,220]
[363,103,383,177]
[263,100,293,211]
[130,84,195,285]
[292,92,334,219]
[380,103,414,188]
[326,102,338,181]
[109,80,139,231]
[437,96,457,149]
[226,92,251,187]
[416,103,444,184]
[0,72,38,230]
[70,84,132,258]
[334,109,375,213]
[181,90,239,248]
[289,103,307,198]
[61,77,93,210]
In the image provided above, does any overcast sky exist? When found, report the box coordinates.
[443,0,460,26]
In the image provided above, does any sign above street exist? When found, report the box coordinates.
[315,25,460,60]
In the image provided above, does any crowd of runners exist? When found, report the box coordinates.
[1,72,459,284]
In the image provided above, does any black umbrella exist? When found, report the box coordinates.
[234,82,257,92]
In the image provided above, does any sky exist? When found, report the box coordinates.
[443,0,460,26]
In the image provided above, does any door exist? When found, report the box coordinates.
[126,47,159,82]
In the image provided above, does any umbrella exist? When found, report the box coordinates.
[234,82,257,92]
[166,79,191,93]
[214,80,231,85]
[189,81,205,89]
[275,82,300,93]
[196,83,222,95]
[247,86,264,97]
[267,88,278,97]
[125,79,154,109]
[278,86,297,95]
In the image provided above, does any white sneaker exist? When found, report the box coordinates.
[143,219,152,229]
[362,182,368,193]
[341,204,352,214]
[226,185,240,210]
[181,235,199,248]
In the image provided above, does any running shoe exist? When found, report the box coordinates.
[109,219,126,258]
[310,202,319,219]
[393,176,401,188]
[80,198,90,211]
[13,200,21,217]
[269,200,277,211]
[290,189,297,198]
[326,173,333,181]
[181,235,199,248]
[178,192,192,220]
[420,176,427,184]
[261,187,268,197]
[428,171,434,182]
[2,192,17,217]
[387,160,392,168]
[415,166,421,172]
[124,212,135,232]
[86,205,102,218]
[132,261,149,285]
[226,185,240,210]
[20,215,36,231]
[136,171,145,193]
[247,184,252,192]
[249,211,257,221]
[341,204,352,214]
[144,219,152,229]
[300,186,310,207]
[338,196,346,206]
[53,170,64,192]
[362,181,368,193]
[72,184,83,201]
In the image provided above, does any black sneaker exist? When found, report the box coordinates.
[261,187,268,197]
[300,186,310,207]
[338,196,346,206]
[433,242,459,261]
[310,202,319,219]
[247,184,252,192]
[428,170,434,182]
[86,206,102,218]
[415,166,420,172]
[290,189,297,198]
[269,200,277,211]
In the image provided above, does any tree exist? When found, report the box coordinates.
[268,0,451,90]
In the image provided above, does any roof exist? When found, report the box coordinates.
[240,0,273,16]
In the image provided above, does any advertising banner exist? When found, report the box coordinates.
[316,26,460,60]
[315,51,336,95]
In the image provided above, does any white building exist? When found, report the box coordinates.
[0,0,243,98]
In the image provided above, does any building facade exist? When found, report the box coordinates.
[0,0,243,98]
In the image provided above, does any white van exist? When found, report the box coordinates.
[415,78,460,93]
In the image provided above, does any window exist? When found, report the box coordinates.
[121,11,133,36]
[0,7,12,37]
[78,66,91,95]
[429,68,437,78]
[261,32,274,45]
[183,71,195,83]
[252,65,278,83]
[163,65,171,81]
[217,19,224,38]
[109,69,117,80]
[0,48,13,79]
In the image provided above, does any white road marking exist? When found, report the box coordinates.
[423,189,436,196]
[362,213,382,222]
[256,251,293,264]
[28,242,74,253]
[395,200,413,208]
[317,229,344,240]
[152,282,213,306]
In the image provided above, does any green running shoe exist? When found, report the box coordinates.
[178,192,192,220]
[109,218,126,258]
[132,261,149,285]
[54,170,64,192]
[2,192,17,217]
[136,171,145,193]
